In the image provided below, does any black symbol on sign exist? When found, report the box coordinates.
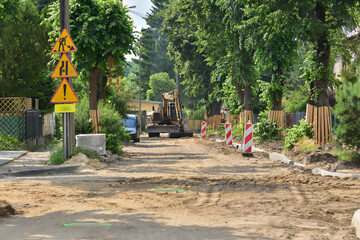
[59,61,68,76]
[63,84,67,100]
[58,36,67,52]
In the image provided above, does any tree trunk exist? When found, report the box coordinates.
[98,71,106,101]
[244,84,252,111]
[89,67,99,110]
[312,2,331,145]
[208,100,221,117]
[314,2,330,107]
[232,65,244,107]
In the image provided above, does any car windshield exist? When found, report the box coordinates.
[121,118,136,128]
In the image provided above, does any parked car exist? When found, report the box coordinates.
[120,114,140,142]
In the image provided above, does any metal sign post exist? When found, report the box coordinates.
[49,0,78,159]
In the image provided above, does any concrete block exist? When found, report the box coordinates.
[76,134,106,155]
[312,168,360,178]
[269,152,294,165]
[352,210,360,238]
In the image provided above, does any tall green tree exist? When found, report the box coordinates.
[240,0,299,111]
[0,0,53,110]
[163,0,221,116]
[135,0,175,100]
[146,72,176,101]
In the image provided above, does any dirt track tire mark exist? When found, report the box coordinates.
[194,185,221,208]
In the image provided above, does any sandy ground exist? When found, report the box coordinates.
[0,136,360,239]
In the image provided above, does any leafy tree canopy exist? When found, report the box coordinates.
[146,72,176,101]
[0,0,54,111]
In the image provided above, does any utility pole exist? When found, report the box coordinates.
[60,0,73,158]
[138,36,142,132]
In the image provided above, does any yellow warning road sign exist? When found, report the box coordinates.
[51,29,77,54]
[51,78,79,103]
[51,54,78,78]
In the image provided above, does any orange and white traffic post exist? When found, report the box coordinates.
[201,121,207,138]
[242,122,253,157]
[225,123,233,146]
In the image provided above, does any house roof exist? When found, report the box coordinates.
[129,99,161,104]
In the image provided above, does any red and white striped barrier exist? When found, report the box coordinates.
[243,122,253,153]
[225,123,232,146]
[201,121,207,138]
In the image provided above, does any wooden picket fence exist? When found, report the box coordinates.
[239,110,254,123]
[89,110,101,133]
[306,104,332,145]
[268,110,285,137]
[226,114,238,127]
[314,106,331,145]
[306,104,315,124]
[207,115,221,131]
[43,113,55,137]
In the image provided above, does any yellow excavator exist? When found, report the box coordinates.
[147,90,193,138]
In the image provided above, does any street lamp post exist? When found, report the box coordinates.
[138,36,142,133]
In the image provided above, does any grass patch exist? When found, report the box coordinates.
[48,146,101,165]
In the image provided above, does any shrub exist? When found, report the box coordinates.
[335,77,360,148]
[0,135,25,151]
[253,112,282,141]
[74,96,92,135]
[98,101,130,154]
[283,119,313,150]
[72,146,100,159]
[48,147,65,164]
[232,121,245,138]
[48,146,101,165]
[55,113,63,140]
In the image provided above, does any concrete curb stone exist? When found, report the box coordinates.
[0,165,81,177]
[0,151,28,167]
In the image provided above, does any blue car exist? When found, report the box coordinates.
[121,114,140,142]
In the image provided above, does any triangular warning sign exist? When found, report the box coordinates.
[51,79,79,104]
[51,54,78,78]
[51,29,77,54]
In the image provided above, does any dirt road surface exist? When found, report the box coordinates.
[0,136,359,239]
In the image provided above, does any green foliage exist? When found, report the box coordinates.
[98,101,130,154]
[232,122,245,139]
[137,0,176,99]
[146,72,176,101]
[48,147,65,164]
[335,76,360,148]
[0,135,24,151]
[254,112,282,141]
[48,146,101,165]
[338,150,360,162]
[74,95,92,135]
[0,0,54,111]
[54,113,62,140]
[72,146,100,160]
[184,105,205,120]
[283,87,308,113]
[283,120,314,150]
[107,79,131,117]
[206,124,225,137]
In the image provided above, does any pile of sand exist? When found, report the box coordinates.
[0,200,15,218]
[64,153,105,170]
